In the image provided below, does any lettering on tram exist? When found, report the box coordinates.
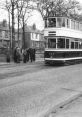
[44,16,82,65]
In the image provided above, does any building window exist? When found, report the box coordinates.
[36,34,38,39]
[0,30,2,37]
[35,41,39,48]
[5,31,9,38]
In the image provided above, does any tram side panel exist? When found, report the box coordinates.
[44,49,82,65]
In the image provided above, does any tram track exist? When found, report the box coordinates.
[0,61,64,80]
[0,63,52,79]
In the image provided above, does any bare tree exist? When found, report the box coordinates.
[36,0,82,19]
[4,0,19,51]
[4,0,35,49]
[16,0,33,49]
[16,0,21,47]
[5,0,12,48]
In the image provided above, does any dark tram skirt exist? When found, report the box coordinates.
[44,58,82,66]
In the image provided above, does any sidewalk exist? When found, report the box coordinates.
[0,58,44,66]
[40,88,81,117]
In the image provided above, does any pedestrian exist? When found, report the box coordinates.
[29,48,33,62]
[23,49,27,63]
[16,47,21,63]
[26,48,30,62]
[33,48,36,61]
[6,47,10,63]
[13,47,17,63]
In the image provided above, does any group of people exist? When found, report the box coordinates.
[13,47,36,63]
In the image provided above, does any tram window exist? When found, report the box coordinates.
[44,38,48,48]
[79,42,82,49]
[66,39,69,48]
[57,18,62,27]
[71,42,74,49]
[45,19,47,28]
[48,39,56,48]
[75,22,79,30]
[75,42,78,49]
[57,38,65,48]
[71,20,75,29]
[62,18,65,27]
[67,19,70,28]
[79,23,82,31]
[48,18,56,27]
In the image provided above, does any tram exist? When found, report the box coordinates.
[44,16,82,65]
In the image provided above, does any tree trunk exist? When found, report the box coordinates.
[12,0,15,51]
[18,14,19,47]
[8,11,11,49]
[22,17,25,49]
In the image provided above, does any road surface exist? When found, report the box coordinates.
[0,62,82,117]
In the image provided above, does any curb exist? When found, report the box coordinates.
[0,60,44,66]
[43,92,82,117]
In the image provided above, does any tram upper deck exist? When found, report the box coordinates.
[44,16,82,39]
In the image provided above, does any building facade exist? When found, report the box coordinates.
[0,21,44,61]
[0,20,10,48]
[25,26,44,51]
[15,25,44,52]
[0,20,44,54]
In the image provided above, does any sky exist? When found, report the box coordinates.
[26,10,44,30]
[0,0,44,30]
[0,0,82,30]
[77,0,82,4]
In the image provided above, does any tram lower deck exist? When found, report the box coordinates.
[44,49,82,65]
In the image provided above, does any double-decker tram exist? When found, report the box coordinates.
[44,16,82,65]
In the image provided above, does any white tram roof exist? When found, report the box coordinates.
[44,16,82,23]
